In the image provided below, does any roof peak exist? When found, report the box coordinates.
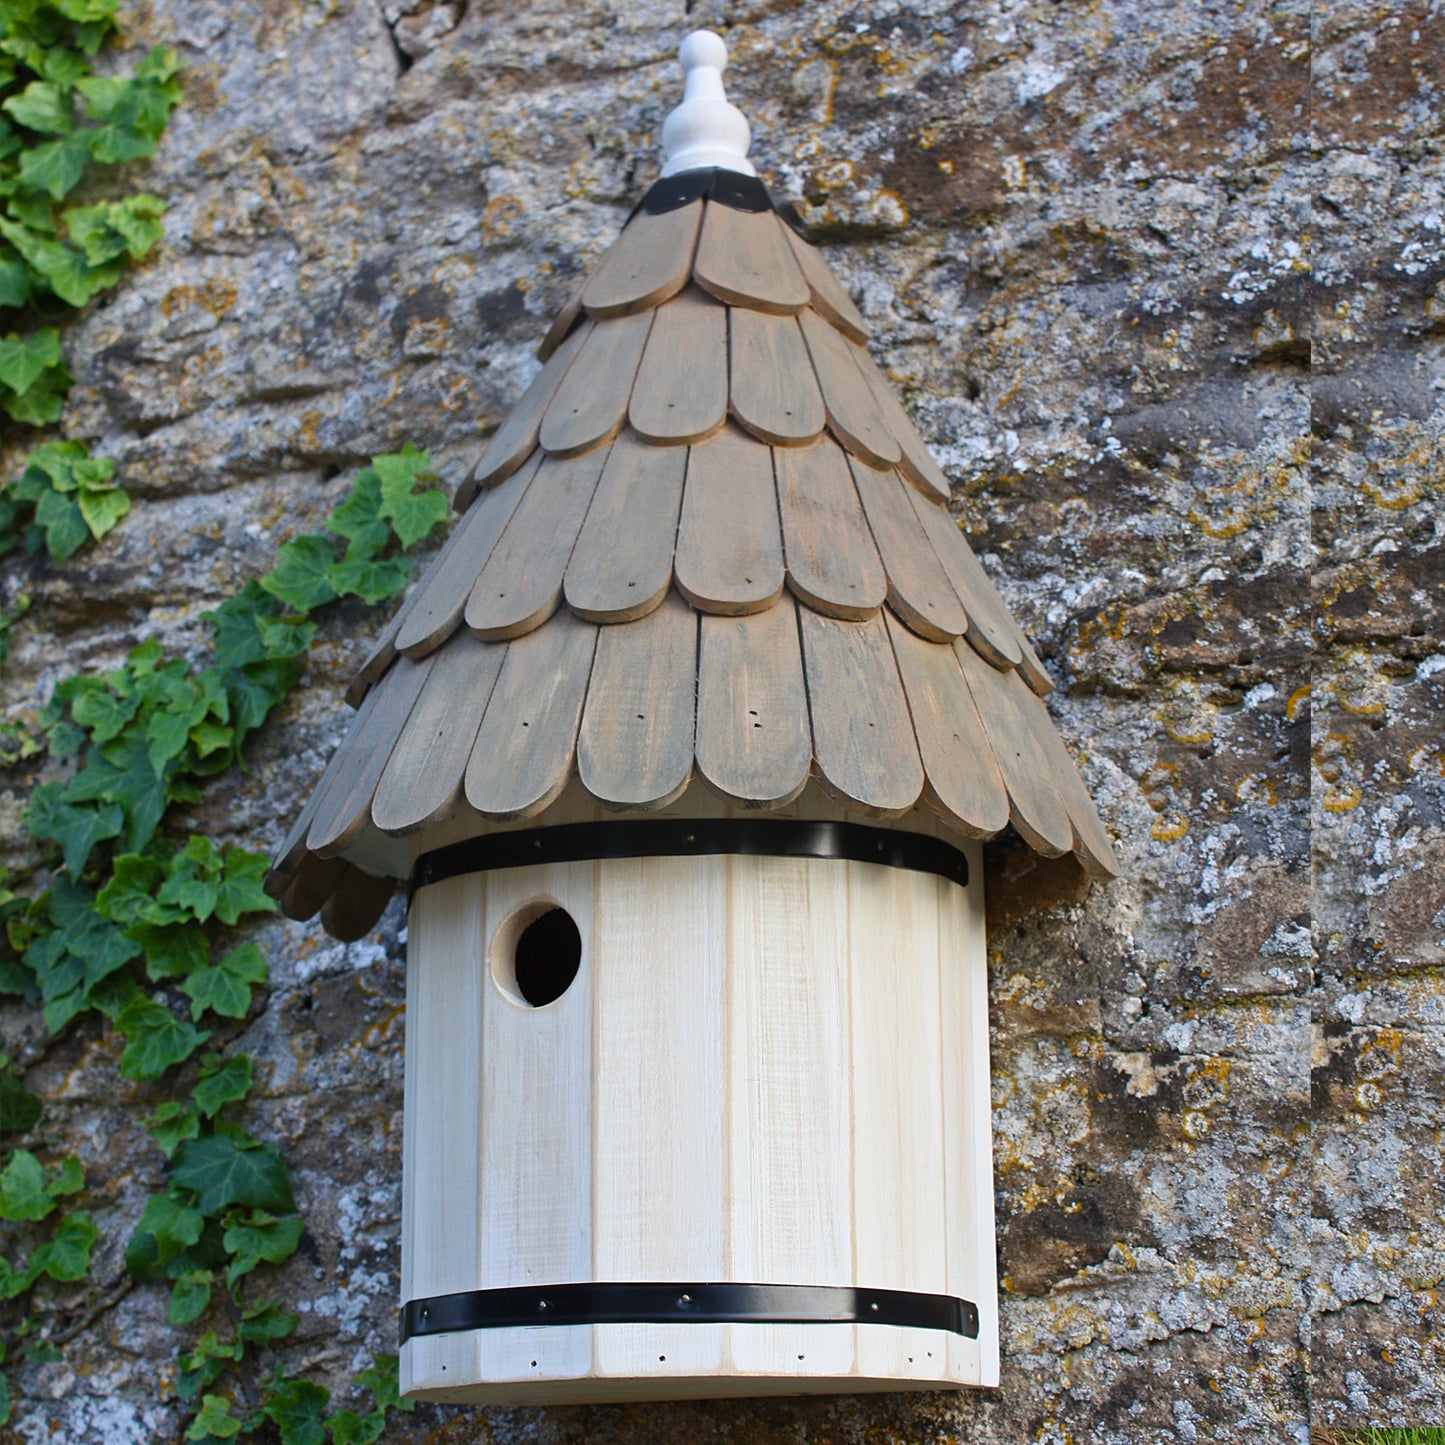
[660,30,756,180]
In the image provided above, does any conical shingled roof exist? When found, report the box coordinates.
[263,88,1117,943]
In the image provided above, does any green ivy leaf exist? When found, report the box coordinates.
[168,1267,214,1326]
[171,1134,295,1217]
[261,534,338,612]
[0,1150,53,1221]
[31,1210,96,1282]
[24,878,142,1011]
[3,80,73,134]
[326,470,388,558]
[94,852,166,924]
[0,329,61,397]
[255,612,315,658]
[134,1193,204,1267]
[184,943,266,1021]
[0,251,32,308]
[18,131,95,199]
[260,1375,329,1445]
[177,1331,242,1401]
[374,444,446,549]
[193,1052,252,1118]
[328,1411,384,1445]
[31,483,89,557]
[145,1099,201,1157]
[115,996,210,1080]
[76,478,129,539]
[222,1209,303,1285]
[214,853,274,926]
[238,1299,298,1347]
[0,1056,43,1133]
[185,1393,242,1442]
[63,194,164,265]
[23,782,122,874]
[326,552,411,605]
[48,1156,83,1198]
[129,923,209,981]
[353,1352,409,1414]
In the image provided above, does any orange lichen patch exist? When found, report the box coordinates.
[1285,684,1310,722]
[481,195,524,242]
[160,277,239,319]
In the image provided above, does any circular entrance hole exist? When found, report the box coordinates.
[490,902,582,1008]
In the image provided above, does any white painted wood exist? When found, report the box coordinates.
[660,31,756,178]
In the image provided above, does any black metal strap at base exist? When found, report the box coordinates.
[411,818,968,894]
[400,1283,979,1344]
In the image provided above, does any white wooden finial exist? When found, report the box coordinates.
[660,30,757,178]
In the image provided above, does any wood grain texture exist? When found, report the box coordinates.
[462,324,591,506]
[799,608,924,815]
[850,349,952,503]
[1014,630,1055,697]
[580,202,702,318]
[848,455,968,642]
[577,591,697,810]
[590,854,726,1381]
[539,311,652,458]
[725,853,853,1376]
[277,852,346,922]
[952,637,1074,856]
[695,602,812,808]
[693,203,809,313]
[782,225,869,342]
[465,449,608,641]
[627,287,728,444]
[306,653,435,857]
[798,310,900,468]
[345,606,403,707]
[673,424,785,615]
[885,611,1010,838]
[728,310,825,446]
[775,435,886,620]
[564,432,686,623]
[536,270,587,362]
[902,484,1023,669]
[394,453,542,659]
[319,862,393,941]
[464,609,598,820]
[1011,679,1120,878]
[370,630,506,835]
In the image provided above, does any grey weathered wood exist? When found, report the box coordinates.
[464,610,599,820]
[461,324,590,507]
[1011,679,1120,878]
[464,448,608,641]
[278,853,347,923]
[782,226,869,342]
[267,771,333,896]
[564,432,686,623]
[902,484,1023,669]
[319,862,394,942]
[884,612,1010,839]
[577,591,697,809]
[850,348,952,503]
[798,608,924,815]
[536,270,588,362]
[627,288,728,444]
[673,424,785,615]
[581,202,702,318]
[848,455,968,642]
[370,630,507,835]
[775,436,885,621]
[695,599,812,807]
[798,310,899,468]
[728,310,825,446]
[1014,631,1055,697]
[952,639,1074,856]
[307,652,436,857]
[345,607,403,708]
[395,453,541,659]
[693,203,809,313]
[539,311,653,458]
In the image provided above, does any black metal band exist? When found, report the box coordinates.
[411,818,968,894]
[637,166,775,217]
[400,1282,978,1344]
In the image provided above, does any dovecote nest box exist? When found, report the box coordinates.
[264,31,1117,1406]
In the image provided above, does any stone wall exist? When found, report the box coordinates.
[1,0,1441,1440]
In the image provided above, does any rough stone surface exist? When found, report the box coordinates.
[1,0,1441,1440]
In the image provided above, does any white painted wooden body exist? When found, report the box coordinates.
[400,836,997,1403]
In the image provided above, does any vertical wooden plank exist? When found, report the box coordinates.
[580,201,702,318]
[476,862,596,1382]
[938,847,997,1386]
[798,310,899,468]
[850,863,947,1382]
[590,855,727,1379]
[563,433,687,623]
[673,424,785,615]
[693,203,809,313]
[728,310,826,446]
[725,854,855,1376]
[627,288,729,445]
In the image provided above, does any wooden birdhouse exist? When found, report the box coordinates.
[264,31,1117,1406]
